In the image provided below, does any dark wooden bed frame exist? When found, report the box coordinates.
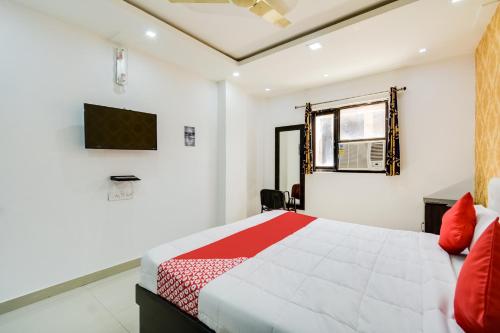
[135,284,215,333]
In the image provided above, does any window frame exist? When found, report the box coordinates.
[312,100,389,173]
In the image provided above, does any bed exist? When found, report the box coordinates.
[136,210,467,333]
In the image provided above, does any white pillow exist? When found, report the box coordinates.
[471,205,499,249]
[488,178,500,213]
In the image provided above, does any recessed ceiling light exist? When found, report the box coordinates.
[419,48,427,54]
[323,74,329,78]
[232,72,240,77]
[450,0,464,3]
[145,30,157,39]
[265,88,271,92]
[307,42,322,51]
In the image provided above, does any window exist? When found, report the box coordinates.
[314,113,334,168]
[340,103,386,141]
[313,101,387,172]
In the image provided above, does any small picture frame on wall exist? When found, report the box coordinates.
[184,126,195,147]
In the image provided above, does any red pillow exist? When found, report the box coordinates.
[439,192,476,254]
[454,218,500,333]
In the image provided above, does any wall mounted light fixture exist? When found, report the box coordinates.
[115,48,128,86]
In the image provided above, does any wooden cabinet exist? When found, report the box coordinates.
[424,203,452,235]
[423,181,472,235]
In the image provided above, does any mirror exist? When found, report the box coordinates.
[275,125,305,211]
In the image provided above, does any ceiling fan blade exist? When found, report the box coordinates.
[168,0,290,27]
[230,0,257,7]
[262,0,287,15]
[169,0,230,3]
[249,0,290,27]
[274,17,290,28]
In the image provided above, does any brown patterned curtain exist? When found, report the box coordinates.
[386,87,400,176]
[304,102,314,174]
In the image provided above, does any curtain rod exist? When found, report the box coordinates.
[294,86,407,110]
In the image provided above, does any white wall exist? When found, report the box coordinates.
[219,82,262,222]
[0,1,221,302]
[246,91,265,216]
[216,82,227,224]
[252,56,475,231]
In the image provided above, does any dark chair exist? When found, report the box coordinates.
[260,189,288,213]
[288,184,301,212]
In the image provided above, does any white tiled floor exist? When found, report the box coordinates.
[0,268,140,333]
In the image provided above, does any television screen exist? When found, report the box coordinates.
[84,103,157,150]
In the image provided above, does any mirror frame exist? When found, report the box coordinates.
[275,124,305,211]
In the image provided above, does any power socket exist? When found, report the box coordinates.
[108,181,134,201]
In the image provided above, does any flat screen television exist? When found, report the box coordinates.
[84,103,157,150]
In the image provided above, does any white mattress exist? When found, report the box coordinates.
[140,211,463,333]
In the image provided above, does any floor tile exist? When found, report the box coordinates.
[85,268,140,315]
[0,288,127,333]
[114,304,140,333]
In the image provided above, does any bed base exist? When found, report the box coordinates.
[135,284,215,333]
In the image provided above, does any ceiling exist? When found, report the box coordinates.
[237,0,498,95]
[125,0,391,60]
[13,0,498,97]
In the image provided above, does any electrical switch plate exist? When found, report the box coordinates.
[108,181,133,201]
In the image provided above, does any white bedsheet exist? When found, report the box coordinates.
[140,211,463,333]
[450,254,466,277]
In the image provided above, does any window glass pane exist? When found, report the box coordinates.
[314,114,334,167]
[340,103,385,141]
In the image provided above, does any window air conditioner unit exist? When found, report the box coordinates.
[338,140,385,171]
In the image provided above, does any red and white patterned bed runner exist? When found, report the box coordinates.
[157,212,316,317]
